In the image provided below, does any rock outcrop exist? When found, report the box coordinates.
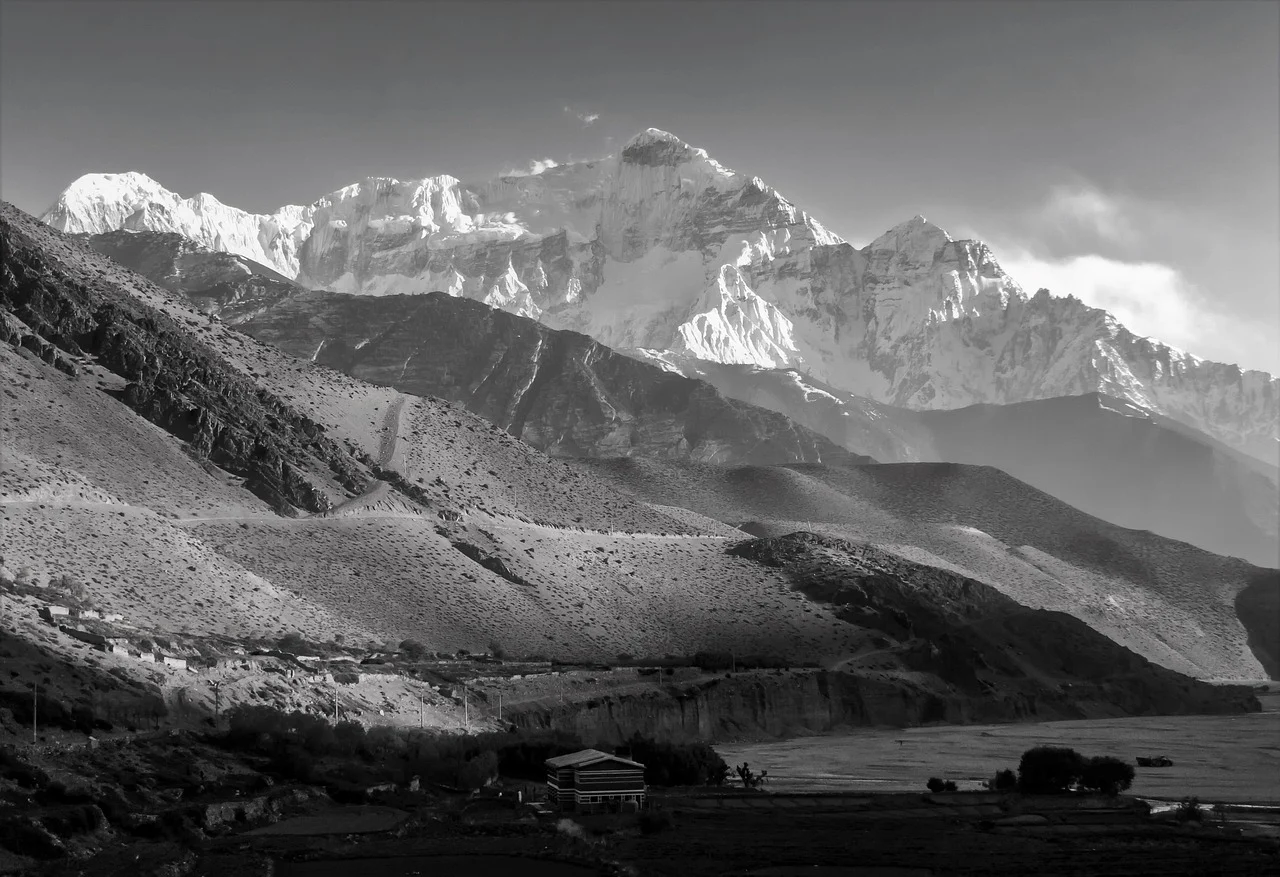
[1,203,369,514]
[72,228,301,323]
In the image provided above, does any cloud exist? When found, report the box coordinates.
[973,179,1279,373]
[1036,182,1141,249]
[499,158,560,178]
[998,248,1277,371]
[563,105,600,127]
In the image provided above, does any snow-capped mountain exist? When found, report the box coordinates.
[42,128,1278,462]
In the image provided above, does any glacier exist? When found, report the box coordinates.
[41,128,1278,463]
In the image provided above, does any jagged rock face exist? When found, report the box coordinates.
[75,229,301,324]
[42,130,1277,462]
[1,204,370,514]
[235,290,868,466]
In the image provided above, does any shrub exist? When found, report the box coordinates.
[1174,797,1204,823]
[988,768,1018,792]
[926,777,946,793]
[455,750,499,790]
[943,780,958,792]
[1080,756,1135,795]
[623,734,730,786]
[1018,746,1085,794]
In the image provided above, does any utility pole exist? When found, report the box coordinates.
[332,686,339,723]
[32,680,37,745]
[463,685,469,732]
[418,694,423,730]
[210,681,223,728]
[498,692,502,722]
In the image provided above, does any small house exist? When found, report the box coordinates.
[161,655,188,671]
[77,609,101,620]
[137,652,156,663]
[46,605,70,617]
[545,749,646,813]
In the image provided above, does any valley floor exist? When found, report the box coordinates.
[719,708,1280,803]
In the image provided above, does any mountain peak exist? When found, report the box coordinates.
[56,171,169,202]
[625,128,687,150]
[866,214,953,256]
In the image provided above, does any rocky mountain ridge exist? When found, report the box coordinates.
[233,288,869,466]
[71,226,1280,565]
[41,128,1278,462]
[3,199,1276,700]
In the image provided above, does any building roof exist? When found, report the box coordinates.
[545,748,644,769]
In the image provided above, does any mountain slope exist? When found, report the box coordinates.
[575,456,1279,681]
[0,202,891,676]
[72,227,301,323]
[231,288,869,466]
[42,130,1278,463]
[3,199,1273,701]
[730,533,1256,717]
[659,360,1279,567]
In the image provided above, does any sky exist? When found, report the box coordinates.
[2,0,1277,373]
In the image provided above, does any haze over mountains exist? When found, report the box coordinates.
[42,128,1278,466]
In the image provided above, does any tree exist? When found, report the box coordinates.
[1018,747,1085,794]
[456,751,499,790]
[736,762,767,790]
[987,768,1018,792]
[487,640,507,661]
[1080,756,1135,795]
[927,777,946,793]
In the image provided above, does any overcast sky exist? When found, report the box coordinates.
[2,0,1276,372]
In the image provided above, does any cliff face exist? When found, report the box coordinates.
[0,204,370,514]
[507,668,1258,744]
[234,290,871,466]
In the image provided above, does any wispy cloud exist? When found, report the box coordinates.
[563,105,600,127]
[499,158,561,178]
[1036,182,1141,249]
[982,181,1279,372]
[999,249,1208,352]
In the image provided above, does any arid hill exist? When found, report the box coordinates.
[0,202,1270,745]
